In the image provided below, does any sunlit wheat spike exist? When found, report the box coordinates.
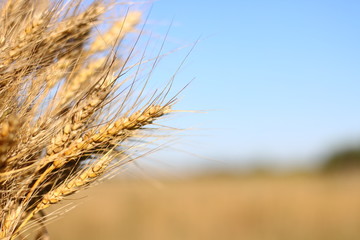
[89,10,142,54]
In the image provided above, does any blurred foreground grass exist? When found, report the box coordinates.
[47,173,360,240]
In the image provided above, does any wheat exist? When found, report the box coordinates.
[0,0,181,239]
[89,10,142,54]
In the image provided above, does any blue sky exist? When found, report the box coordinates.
[122,0,360,171]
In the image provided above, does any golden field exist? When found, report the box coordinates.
[47,173,360,240]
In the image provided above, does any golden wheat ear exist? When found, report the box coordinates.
[0,0,182,239]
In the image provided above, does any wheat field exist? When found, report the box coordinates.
[47,173,360,240]
[1,0,359,239]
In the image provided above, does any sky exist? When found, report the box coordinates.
[117,0,360,172]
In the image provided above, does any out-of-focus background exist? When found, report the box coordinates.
[48,0,360,239]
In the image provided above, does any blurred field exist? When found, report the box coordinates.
[47,173,360,240]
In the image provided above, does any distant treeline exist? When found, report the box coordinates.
[322,146,360,172]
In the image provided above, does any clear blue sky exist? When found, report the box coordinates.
[124,0,360,171]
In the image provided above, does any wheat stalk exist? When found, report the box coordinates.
[0,0,181,239]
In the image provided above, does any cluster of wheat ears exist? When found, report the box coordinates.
[0,0,181,239]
